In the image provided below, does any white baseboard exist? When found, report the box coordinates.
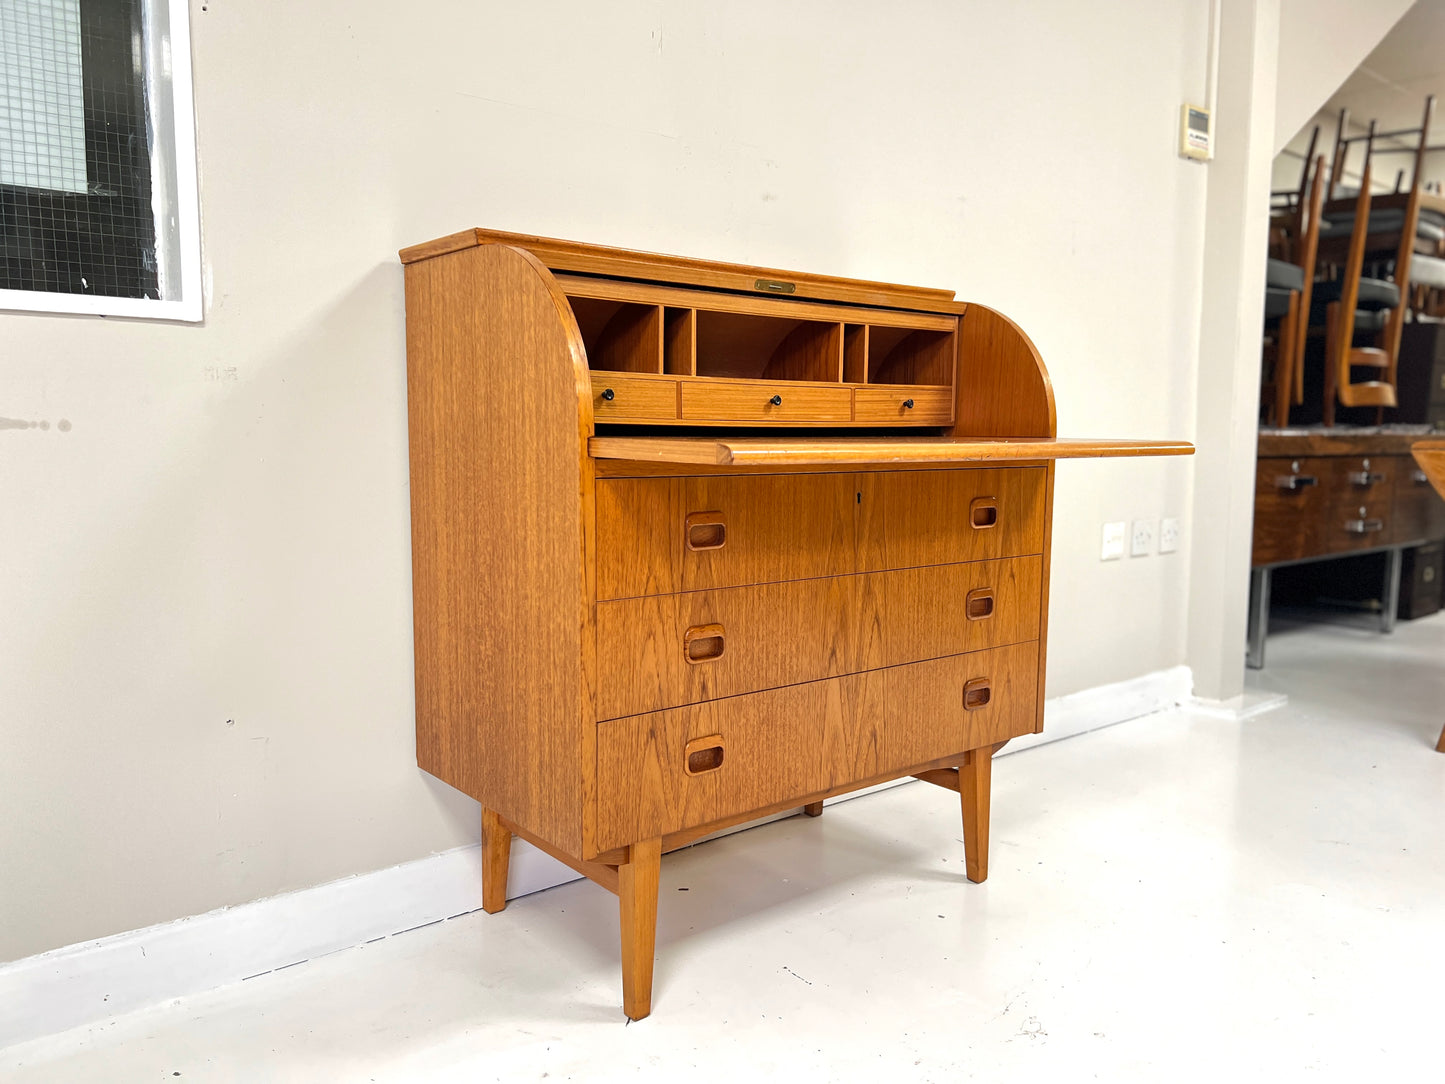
[0,663,1191,1051]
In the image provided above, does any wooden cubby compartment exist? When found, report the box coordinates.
[664,307,696,375]
[569,296,663,373]
[844,324,869,384]
[695,311,844,382]
[867,326,954,387]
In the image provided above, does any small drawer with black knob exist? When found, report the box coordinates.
[853,386,953,425]
[679,379,852,424]
[590,373,678,423]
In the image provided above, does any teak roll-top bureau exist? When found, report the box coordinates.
[400,228,1192,1020]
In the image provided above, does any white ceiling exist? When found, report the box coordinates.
[1281,0,1445,182]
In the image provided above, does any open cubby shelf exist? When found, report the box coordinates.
[565,282,956,427]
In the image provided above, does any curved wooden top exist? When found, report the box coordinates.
[400,228,962,313]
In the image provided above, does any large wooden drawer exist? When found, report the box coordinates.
[595,468,1047,599]
[595,556,1043,719]
[596,474,857,599]
[856,468,1047,570]
[1253,455,1396,564]
[1393,459,1445,543]
[594,642,1038,851]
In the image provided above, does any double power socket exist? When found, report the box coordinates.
[1101,517,1180,561]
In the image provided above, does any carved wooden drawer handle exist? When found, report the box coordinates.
[962,677,992,711]
[685,511,727,551]
[969,497,998,529]
[683,623,726,663]
[965,588,995,620]
[684,734,726,775]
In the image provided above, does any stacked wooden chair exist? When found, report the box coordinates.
[1261,152,1323,428]
[1317,98,1435,425]
[1265,97,1437,427]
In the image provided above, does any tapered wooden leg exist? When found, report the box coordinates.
[959,746,994,884]
[802,801,824,817]
[618,837,662,1020]
[481,807,512,915]
[1436,721,1445,753]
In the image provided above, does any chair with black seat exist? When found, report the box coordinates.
[1261,155,1324,428]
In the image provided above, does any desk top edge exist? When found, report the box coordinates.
[588,436,1195,467]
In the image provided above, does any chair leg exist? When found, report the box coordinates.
[619,837,662,1021]
[1323,300,1340,426]
[959,745,995,884]
[481,807,512,914]
[1273,292,1299,428]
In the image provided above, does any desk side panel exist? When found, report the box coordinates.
[405,244,589,855]
[951,303,1057,439]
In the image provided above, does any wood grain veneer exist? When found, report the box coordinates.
[595,556,1043,719]
[588,435,1194,466]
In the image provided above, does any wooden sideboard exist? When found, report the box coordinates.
[400,228,1191,1019]
[1250,428,1445,667]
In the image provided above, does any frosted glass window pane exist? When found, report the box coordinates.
[0,0,87,193]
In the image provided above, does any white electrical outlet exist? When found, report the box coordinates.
[1101,521,1125,561]
[1160,516,1181,554]
[1131,518,1156,557]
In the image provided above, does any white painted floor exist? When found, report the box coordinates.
[5,614,1445,1082]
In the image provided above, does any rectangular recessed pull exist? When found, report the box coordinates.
[1347,471,1386,486]
[1344,517,1385,535]
[969,497,998,529]
[683,623,726,664]
[965,588,995,620]
[684,734,726,775]
[685,511,727,551]
[1274,475,1317,490]
[962,677,992,710]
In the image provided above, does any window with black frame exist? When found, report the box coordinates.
[0,0,199,319]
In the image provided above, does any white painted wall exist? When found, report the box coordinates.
[0,0,1209,963]
[1189,0,1280,705]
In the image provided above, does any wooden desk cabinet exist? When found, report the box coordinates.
[1248,429,1445,667]
[401,229,1190,1019]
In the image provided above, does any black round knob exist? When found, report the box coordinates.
[769,394,783,406]
[902,398,915,409]
[601,388,615,401]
